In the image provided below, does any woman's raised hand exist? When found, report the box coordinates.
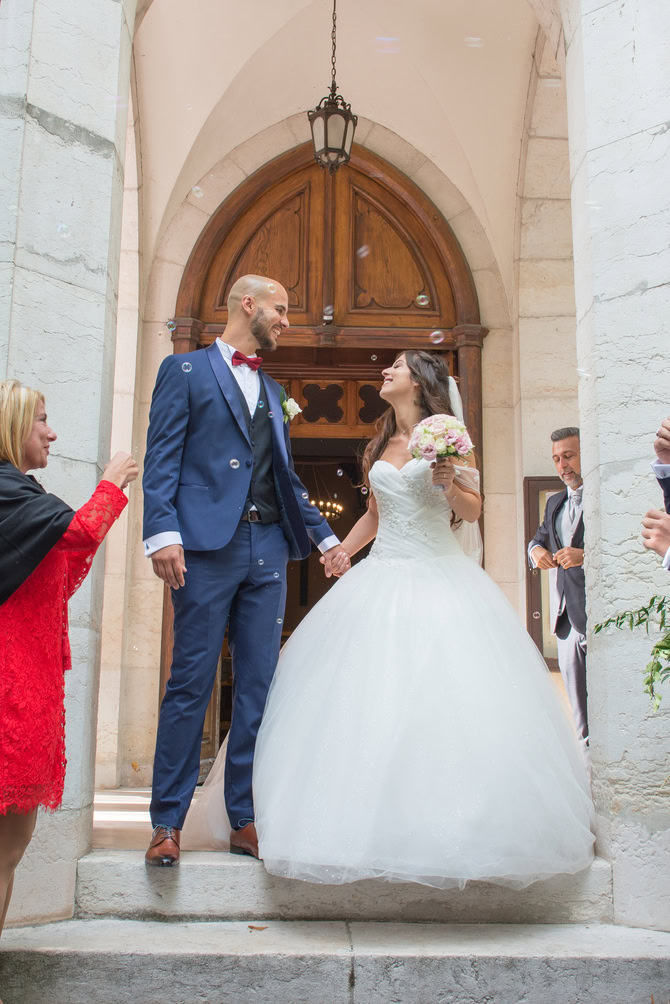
[102,451,139,490]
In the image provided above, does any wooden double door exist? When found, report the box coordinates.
[162,142,487,763]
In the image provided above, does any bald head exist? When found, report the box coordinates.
[227,274,286,316]
[222,274,289,354]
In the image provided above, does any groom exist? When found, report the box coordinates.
[142,274,349,865]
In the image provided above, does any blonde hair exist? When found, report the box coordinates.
[0,379,45,469]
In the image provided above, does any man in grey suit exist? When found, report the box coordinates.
[528,427,587,743]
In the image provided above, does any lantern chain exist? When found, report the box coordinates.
[330,0,337,96]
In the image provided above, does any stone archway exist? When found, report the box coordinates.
[156,142,489,761]
[118,116,510,788]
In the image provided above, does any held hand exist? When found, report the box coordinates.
[553,546,584,569]
[320,545,351,579]
[532,545,558,570]
[151,544,187,589]
[102,451,139,490]
[641,508,670,558]
[654,417,670,465]
[431,458,455,492]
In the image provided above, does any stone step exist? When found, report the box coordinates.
[1,918,669,1004]
[76,850,613,924]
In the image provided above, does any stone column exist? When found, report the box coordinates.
[1,0,137,925]
[562,0,670,930]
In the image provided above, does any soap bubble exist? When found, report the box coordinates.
[258,559,264,565]
[166,320,176,331]
[415,294,430,307]
[258,400,264,408]
[277,618,283,624]
[323,304,334,320]
[356,245,370,258]
[268,411,274,418]
[181,361,192,372]
[273,572,280,578]
[57,223,71,238]
[361,486,369,495]
[370,354,377,361]
[229,458,240,469]
[301,492,309,499]
[333,493,338,499]
[336,468,344,477]
[191,186,204,198]
[267,283,276,293]
[430,330,445,344]
[464,36,485,47]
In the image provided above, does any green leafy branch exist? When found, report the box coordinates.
[594,595,670,710]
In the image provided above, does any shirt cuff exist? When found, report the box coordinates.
[317,534,341,554]
[652,460,670,479]
[528,544,543,568]
[144,531,183,556]
[663,546,670,571]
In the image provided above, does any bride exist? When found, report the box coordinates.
[185,350,594,888]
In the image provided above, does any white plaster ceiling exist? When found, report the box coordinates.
[134,0,540,297]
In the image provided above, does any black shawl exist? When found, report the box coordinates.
[0,461,75,606]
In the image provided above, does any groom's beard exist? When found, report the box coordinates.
[250,308,277,352]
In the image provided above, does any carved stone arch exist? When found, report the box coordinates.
[172,142,487,452]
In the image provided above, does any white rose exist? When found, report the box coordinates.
[283,397,302,421]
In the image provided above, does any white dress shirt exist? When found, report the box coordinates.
[144,339,339,556]
[651,459,670,570]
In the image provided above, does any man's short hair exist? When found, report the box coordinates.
[550,426,580,442]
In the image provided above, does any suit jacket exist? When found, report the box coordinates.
[142,343,332,561]
[659,474,670,515]
[529,488,586,638]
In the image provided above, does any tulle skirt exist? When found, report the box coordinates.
[252,550,594,888]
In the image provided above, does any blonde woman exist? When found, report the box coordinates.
[0,379,137,933]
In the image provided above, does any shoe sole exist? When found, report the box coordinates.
[229,845,259,859]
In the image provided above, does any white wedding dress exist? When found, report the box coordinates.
[249,458,594,888]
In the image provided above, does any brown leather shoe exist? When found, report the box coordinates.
[145,825,181,867]
[229,822,259,859]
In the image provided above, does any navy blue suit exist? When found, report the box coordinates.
[143,343,333,829]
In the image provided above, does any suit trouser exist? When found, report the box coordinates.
[556,624,588,742]
[150,521,288,830]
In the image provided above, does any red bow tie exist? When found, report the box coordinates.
[232,350,262,371]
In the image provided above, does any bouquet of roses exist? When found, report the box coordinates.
[408,414,474,467]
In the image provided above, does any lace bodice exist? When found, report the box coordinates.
[368,459,466,565]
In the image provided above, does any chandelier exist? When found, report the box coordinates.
[311,498,344,520]
[307,0,357,174]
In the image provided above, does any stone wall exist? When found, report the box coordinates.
[560,0,670,931]
[1,0,137,926]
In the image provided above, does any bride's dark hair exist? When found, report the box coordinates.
[361,350,456,489]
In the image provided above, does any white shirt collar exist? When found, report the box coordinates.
[216,338,258,362]
[567,483,583,499]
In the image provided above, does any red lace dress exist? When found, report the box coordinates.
[0,481,127,815]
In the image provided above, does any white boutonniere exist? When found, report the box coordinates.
[280,389,302,424]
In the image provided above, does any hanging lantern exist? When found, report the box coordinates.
[308,0,357,174]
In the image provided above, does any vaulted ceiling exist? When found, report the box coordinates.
[133,0,541,296]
